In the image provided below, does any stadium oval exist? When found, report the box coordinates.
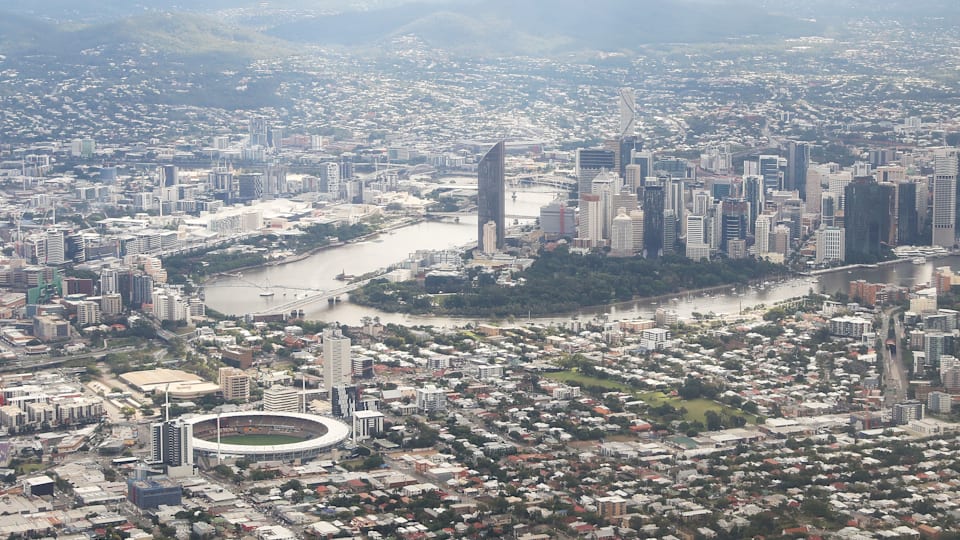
[185,411,350,461]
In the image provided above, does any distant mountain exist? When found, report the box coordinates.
[0,12,291,61]
[264,0,826,55]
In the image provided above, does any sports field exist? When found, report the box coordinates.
[216,434,307,446]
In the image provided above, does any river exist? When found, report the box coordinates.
[204,185,955,327]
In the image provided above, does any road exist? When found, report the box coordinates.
[880,307,908,406]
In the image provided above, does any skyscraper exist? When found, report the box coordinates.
[932,152,958,248]
[618,88,637,138]
[477,141,506,252]
[895,181,919,246]
[323,327,352,393]
[785,141,809,200]
[576,148,616,197]
[643,184,665,258]
[844,178,893,263]
[720,198,748,254]
[758,154,782,192]
[150,420,193,468]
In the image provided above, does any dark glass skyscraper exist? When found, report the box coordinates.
[896,182,918,246]
[477,141,505,252]
[643,184,665,258]
[845,178,893,263]
[786,141,809,200]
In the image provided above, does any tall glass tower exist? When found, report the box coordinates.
[478,141,506,252]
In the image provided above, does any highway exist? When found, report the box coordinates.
[880,307,908,406]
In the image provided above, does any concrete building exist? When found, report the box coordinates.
[263,385,299,413]
[416,385,447,412]
[219,367,250,402]
[323,327,351,393]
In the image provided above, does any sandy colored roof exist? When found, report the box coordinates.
[119,368,204,390]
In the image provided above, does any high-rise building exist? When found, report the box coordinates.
[821,193,836,228]
[785,142,809,200]
[754,214,772,255]
[323,327,352,393]
[895,181,919,246]
[477,141,506,252]
[933,152,959,248]
[610,209,634,257]
[618,88,637,138]
[685,215,710,261]
[416,385,447,412]
[720,198,749,253]
[264,385,299,413]
[219,367,250,402]
[845,178,894,263]
[815,227,845,263]
[758,154,783,192]
[743,176,764,234]
[617,136,640,179]
[150,420,193,468]
[591,171,618,241]
[159,165,178,187]
[630,210,644,254]
[319,162,340,196]
[662,209,677,255]
[331,384,358,419]
[577,194,603,248]
[576,148,615,197]
[642,185,664,258]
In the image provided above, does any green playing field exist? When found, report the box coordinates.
[215,434,307,446]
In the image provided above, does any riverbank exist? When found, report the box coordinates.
[206,216,423,282]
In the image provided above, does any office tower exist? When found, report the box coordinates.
[630,210,644,254]
[821,194,836,228]
[844,178,893,263]
[150,420,193,468]
[895,181,919,246]
[591,171,618,240]
[578,194,603,248]
[159,165,177,187]
[785,142,809,200]
[665,178,685,237]
[642,184,665,258]
[323,327,352,393]
[624,164,644,194]
[754,214,772,255]
[933,153,958,248]
[219,367,250,402]
[685,215,710,261]
[264,385,299,412]
[720,198,748,253]
[610,209,634,257]
[743,175,764,234]
[618,88,637,138]
[925,332,953,372]
[540,198,576,238]
[692,190,711,216]
[629,150,654,186]
[758,154,782,192]
[815,227,845,263]
[662,209,677,255]
[209,168,234,196]
[618,136,641,179]
[478,141,506,252]
[613,186,639,215]
[576,148,616,197]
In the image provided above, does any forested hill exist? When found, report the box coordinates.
[352,249,789,318]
